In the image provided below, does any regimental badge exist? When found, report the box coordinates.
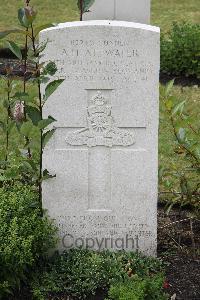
[66,91,135,147]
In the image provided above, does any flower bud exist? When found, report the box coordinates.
[163,280,170,289]
[24,6,37,23]
[13,101,24,122]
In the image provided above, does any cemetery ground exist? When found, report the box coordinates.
[0,0,200,300]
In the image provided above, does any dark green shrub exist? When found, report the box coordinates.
[31,249,165,299]
[31,250,124,299]
[106,276,146,300]
[0,184,57,298]
[106,274,168,300]
[161,22,200,78]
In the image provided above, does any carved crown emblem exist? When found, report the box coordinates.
[88,91,111,115]
[93,91,106,106]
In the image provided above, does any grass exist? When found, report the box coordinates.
[0,0,200,46]
[0,0,78,31]
[0,0,79,47]
[151,0,200,32]
[0,0,199,31]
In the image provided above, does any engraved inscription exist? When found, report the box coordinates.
[53,38,153,83]
[56,214,154,252]
[65,91,135,147]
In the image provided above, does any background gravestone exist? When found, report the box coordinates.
[41,20,160,256]
[83,0,151,24]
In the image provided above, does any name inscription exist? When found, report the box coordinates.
[52,38,153,82]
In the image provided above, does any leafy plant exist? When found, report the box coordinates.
[31,250,165,299]
[0,1,63,203]
[159,80,200,217]
[0,183,57,298]
[161,22,200,78]
[106,274,168,300]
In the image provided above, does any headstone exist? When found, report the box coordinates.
[40,20,160,256]
[83,0,151,24]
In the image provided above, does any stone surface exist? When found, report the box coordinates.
[83,0,151,24]
[40,20,160,256]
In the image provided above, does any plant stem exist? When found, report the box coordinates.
[169,114,199,164]
[31,23,43,204]
[5,80,11,165]
[23,30,28,92]
[24,26,32,159]
[180,114,198,135]
[80,0,83,21]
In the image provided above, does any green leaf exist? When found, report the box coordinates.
[4,166,20,180]
[165,99,173,110]
[77,0,95,13]
[38,116,56,130]
[42,129,55,148]
[12,92,28,98]
[158,166,165,179]
[18,8,30,27]
[20,121,33,136]
[172,100,186,116]
[165,79,175,97]
[42,169,56,181]
[26,106,41,125]
[39,76,50,84]
[21,161,34,172]
[35,40,49,55]
[6,40,22,60]
[165,202,175,215]
[34,23,57,37]
[44,79,64,100]
[42,61,57,76]
[18,7,37,27]
[26,159,38,172]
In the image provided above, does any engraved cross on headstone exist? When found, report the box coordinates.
[65,90,135,211]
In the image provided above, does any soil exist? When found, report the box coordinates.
[164,254,200,300]
[160,73,200,87]
[0,58,34,80]
[158,206,200,300]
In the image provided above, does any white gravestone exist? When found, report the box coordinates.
[83,0,151,24]
[40,20,160,256]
